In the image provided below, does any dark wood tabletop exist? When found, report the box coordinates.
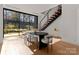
[34,31,48,35]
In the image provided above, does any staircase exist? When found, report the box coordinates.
[39,5,62,31]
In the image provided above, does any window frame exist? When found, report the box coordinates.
[3,8,38,38]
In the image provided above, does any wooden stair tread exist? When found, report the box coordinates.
[40,5,62,30]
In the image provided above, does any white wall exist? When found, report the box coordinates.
[44,15,62,36]
[61,5,77,44]
[77,8,79,44]
[42,4,79,45]
[0,4,3,44]
[38,14,45,30]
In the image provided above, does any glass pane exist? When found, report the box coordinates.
[30,16,38,31]
[20,14,30,34]
[24,14,30,30]
[3,9,38,37]
[4,10,20,36]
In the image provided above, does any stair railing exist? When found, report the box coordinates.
[39,5,61,31]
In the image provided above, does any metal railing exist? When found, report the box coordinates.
[39,5,61,31]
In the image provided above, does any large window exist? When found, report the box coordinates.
[4,10,20,34]
[3,8,38,36]
[29,15,38,30]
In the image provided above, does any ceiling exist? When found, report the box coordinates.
[3,4,58,15]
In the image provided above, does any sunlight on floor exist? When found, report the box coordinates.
[1,35,61,55]
[1,36,34,55]
[53,38,61,44]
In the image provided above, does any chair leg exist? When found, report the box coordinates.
[47,40,49,54]
[47,39,49,54]
[36,39,39,49]
[51,45,52,54]
[27,39,29,46]
[51,40,53,54]
[29,36,31,45]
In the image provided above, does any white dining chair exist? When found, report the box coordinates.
[25,32,39,48]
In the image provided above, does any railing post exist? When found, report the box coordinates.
[39,5,61,31]
[39,21,41,31]
[47,13,49,22]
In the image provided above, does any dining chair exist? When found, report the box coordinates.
[25,32,39,48]
[41,35,53,54]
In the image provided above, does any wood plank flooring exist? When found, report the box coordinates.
[1,36,79,55]
[27,41,79,55]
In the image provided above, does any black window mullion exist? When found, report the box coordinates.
[18,13,20,36]
[3,8,38,38]
[29,15,30,30]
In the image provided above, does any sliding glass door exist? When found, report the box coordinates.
[29,15,38,31]
[19,14,30,35]
[3,8,38,37]
[4,9,20,37]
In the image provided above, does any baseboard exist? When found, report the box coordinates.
[62,39,79,46]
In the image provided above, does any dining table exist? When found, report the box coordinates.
[34,31,48,49]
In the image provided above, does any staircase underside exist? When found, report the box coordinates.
[40,7,62,31]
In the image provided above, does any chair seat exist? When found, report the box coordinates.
[27,34,38,42]
[41,39,52,44]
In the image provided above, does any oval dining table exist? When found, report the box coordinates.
[34,31,48,49]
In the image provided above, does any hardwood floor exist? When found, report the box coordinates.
[27,41,79,55]
[1,35,79,55]
[52,41,79,55]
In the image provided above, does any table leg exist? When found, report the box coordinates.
[39,35,47,49]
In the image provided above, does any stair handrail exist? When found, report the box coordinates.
[39,5,61,30]
[39,8,52,24]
